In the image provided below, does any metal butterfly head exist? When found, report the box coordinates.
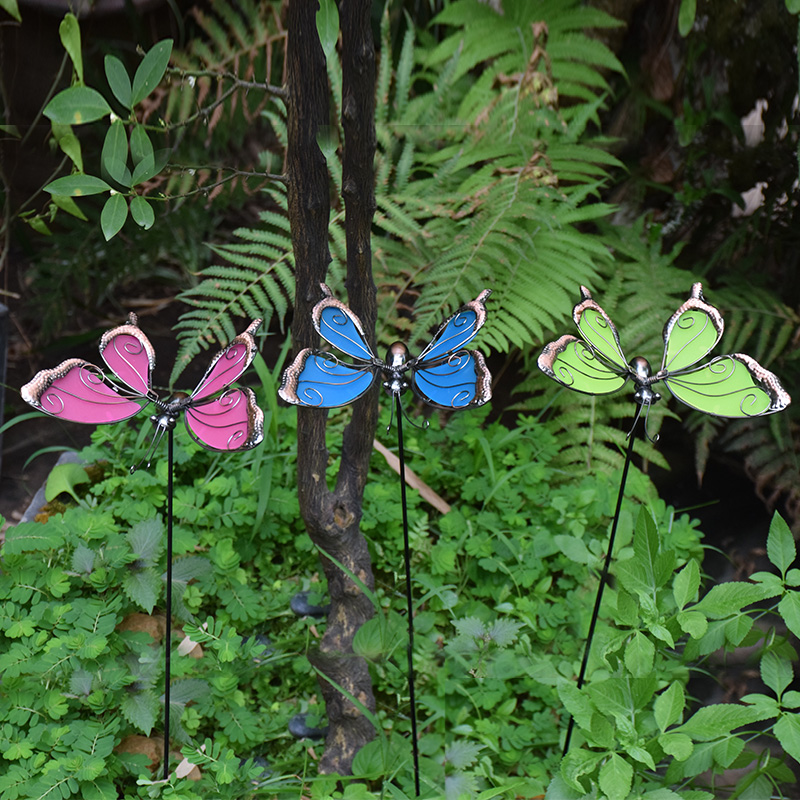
[538,283,790,430]
[278,284,492,411]
[22,315,265,466]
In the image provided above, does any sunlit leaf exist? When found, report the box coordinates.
[44,86,111,125]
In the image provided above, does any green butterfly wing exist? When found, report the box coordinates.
[538,334,627,395]
[664,353,791,417]
[661,283,724,372]
[573,286,628,372]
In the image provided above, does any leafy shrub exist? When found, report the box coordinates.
[2,379,798,799]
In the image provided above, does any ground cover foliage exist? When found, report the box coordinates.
[1,359,799,798]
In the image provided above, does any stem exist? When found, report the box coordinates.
[164,427,174,780]
[562,424,638,756]
[395,395,421,797]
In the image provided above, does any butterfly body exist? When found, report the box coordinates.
[538,284,790,418]
[279,285,492,410]
[22,315,265,456]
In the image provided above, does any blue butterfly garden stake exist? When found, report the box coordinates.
[538,283,791,754]
[280,284,492,795]
[21,317,265,780]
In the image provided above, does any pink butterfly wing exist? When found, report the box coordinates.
[21,359,146,423]
[99,315,155,398]
[191,320,261,401]
[184,388,264,450]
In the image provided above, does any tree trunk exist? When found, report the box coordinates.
[286,0,378,776]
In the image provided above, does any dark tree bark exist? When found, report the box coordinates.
[286,0,378,776]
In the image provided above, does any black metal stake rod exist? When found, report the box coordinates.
[164,427,174,781]
[395,395,421,797]
[562,423,639,757]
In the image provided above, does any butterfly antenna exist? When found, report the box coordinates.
[386,395,396,432]
[130,421,167,474]
[643,403,660,443]
[627,402,645,441]
[401,399,429,431]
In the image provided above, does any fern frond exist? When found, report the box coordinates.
[170,190,294,384]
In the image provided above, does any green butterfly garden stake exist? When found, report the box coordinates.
[538,283,791,754]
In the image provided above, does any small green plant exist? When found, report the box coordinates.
[35,13,173,240]
[548,509,799,800]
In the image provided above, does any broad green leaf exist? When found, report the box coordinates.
[561,749,603,793]
[1,0,21,22]
[123,569,161,613]
[589,712,615,748]
[52,194,88,220]
[633,506,659,578]
[677,610,707,639]
[673,559,700,610]
[554,533,593,564]
[453,616,485,639]
[616,559,652,599]
[45,461,90,502]
[624,631,654,677]
[781,690,800,708]
[787,0,800,13]
[26,216,51,235]
[654,681,685,732]
[101,192,128,240]
[557,681,595,732]
[588,678,634,727]
[766,512,795,576]
[678,0,696,36]
[761,650,793,697]
[44,86,111,125]
[316,0,339,58]
[131,154,157,186]
[53,131,82,171]
[627,745,656,770]
[658,731,693,760]
[740,694,781,716]
[45,174,111,197]
[616,589,639,626]
[694,581,779,618]
[598,753,632,800]
[59,13,83,83]
[724,613,752,646]
[101,119,130,186]
[130,124,154,166]
[445,740,483,770]
[712,736,743,768]
[778,591,800,638]
[774,714,800,761]
[71,543,95,574]
[676,703,775,741]
[648,622,675,648]
[3,522,64,554]
[121,691,159,735]
[105,54,132,109]
[130,195,155,229]
[128,518,164,566]
[131,39,173,106]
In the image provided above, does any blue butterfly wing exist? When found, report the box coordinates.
[415,290,491,364]
[312,286,376,362]
[412,350,492,409]
[279,348,376,407]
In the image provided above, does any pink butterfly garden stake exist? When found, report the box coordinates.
[22,314,264,779]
